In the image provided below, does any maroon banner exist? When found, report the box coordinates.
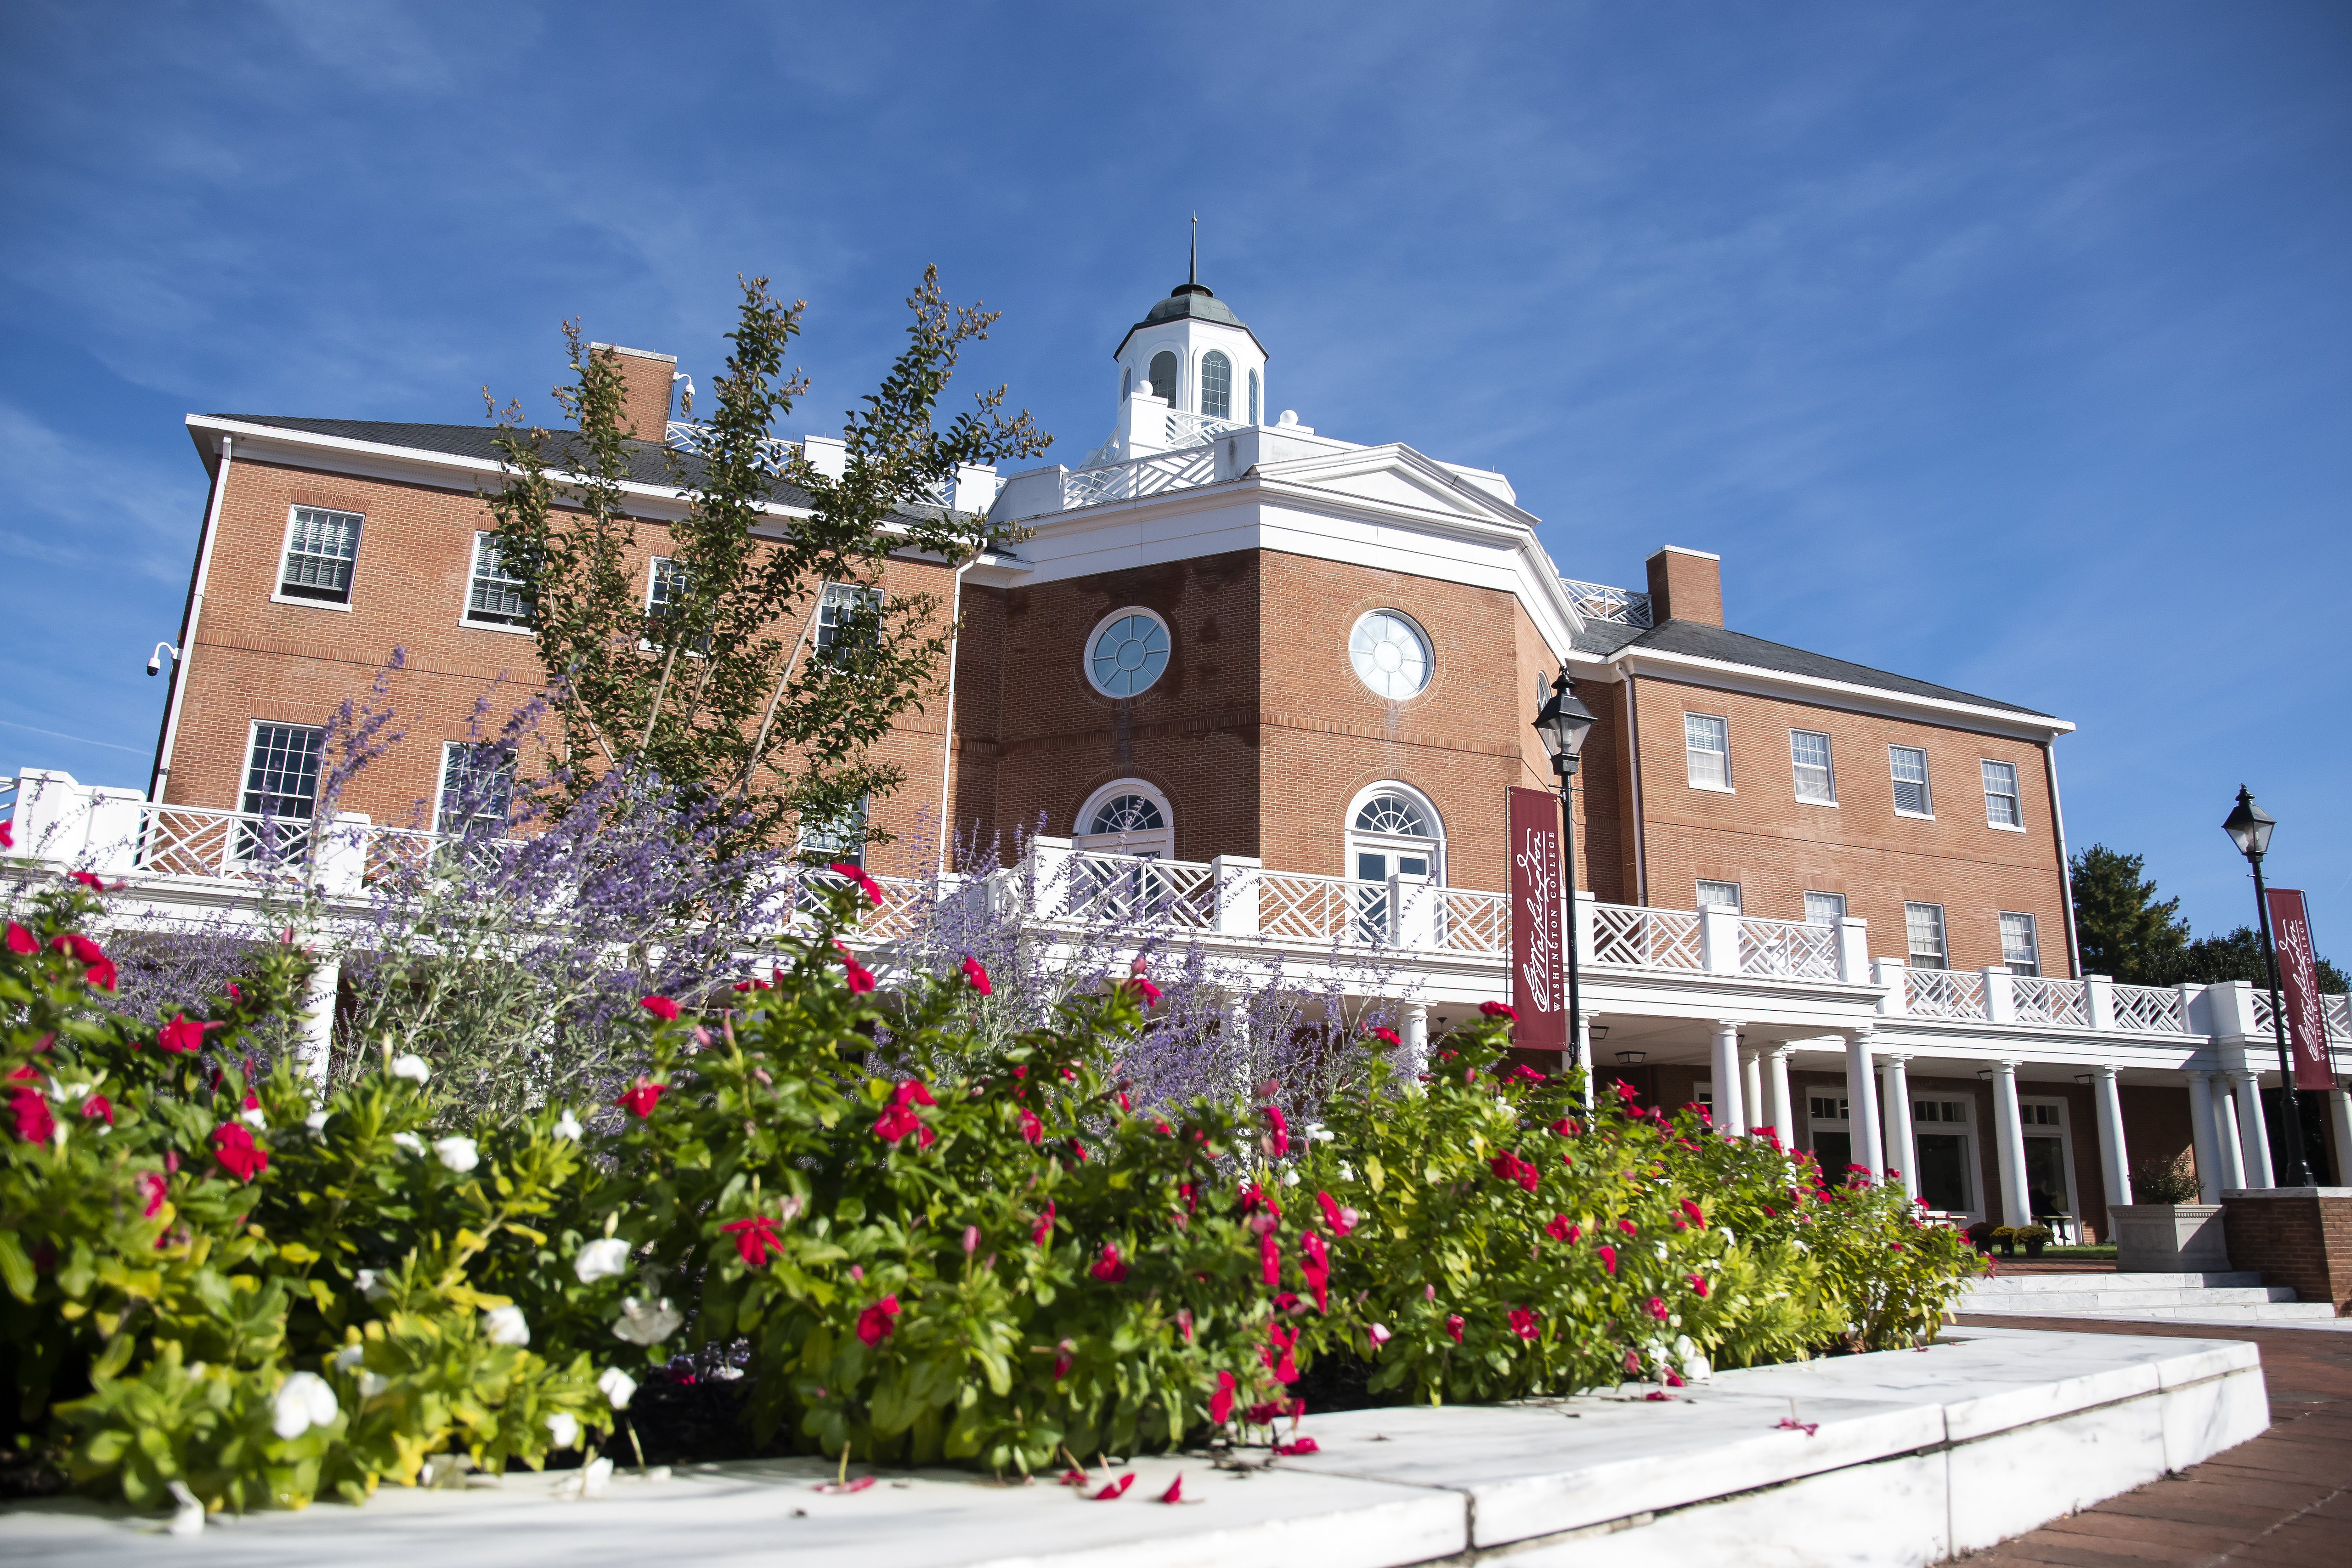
[2265,888,2336,1091]
[1507,787,1567,1054]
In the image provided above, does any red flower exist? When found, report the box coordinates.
[155,1013,219,1054]
[1018,1108,1042,1144]
[9,1088,54,1144]
[210,1122,267,1181]
[1480,1001,1517,1021]
[1315,1191,1355,1239]
[69,871,106,893]
[1031,1200,1055,1246]
[1369,1026,1402,1047]
[1068,1137,1086,1162]
[1507,1307,1539,1341]
[1688,1274,1710,1297]
[0,820,10,848]
[1488,1151,1540,1191]
[1260,1230,1280,1288]
[1644,1391,1675,1403]
[1551,1118,1580,1136]
[829,861,886,907]
[1647,1296,1669,1321]
[1300,1231,1330,1313]
[961,955,990,994]
[1598,1244,1617,1275]
[1265,1324,1299,1382]
[1127,976,1162,1007]
[1264,1104,1289,1158]
[1158,1472,1184,1504]
[80,1095,113,1126]
[1625,1347,1642,1375]
[721,1215,784,1266]
[1210,1370,1236,1424]
[50,933,115,991]
[1445,1313,1465,1342]
[838,946,877,995]
[1678,1198,1706,1229]
[3,923,32,957]
[1544,1214,1578,1243]
[1511,1064,1546,1082]
[1090,1244,1128,1283]
[854,1295,900,1346]
[1273,1438,1320,1456]
[1617,1217,1638,1237]
[615,1078,665,1118]
[1089,1473,1135,1501]
[639,995,680,1021]
[895,1079,936,1108]
[135,1171,167,1217]
[872,1103,926,1145]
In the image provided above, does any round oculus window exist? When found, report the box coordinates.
[1087,609,1170,697]
[1349,611,1431,700]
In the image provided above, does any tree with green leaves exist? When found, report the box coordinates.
[2069,843,2189,984]
[483,269,1050,855]
[2167,926,2349,996]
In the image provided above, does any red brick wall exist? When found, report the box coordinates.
[2222,1195,2352,1314]
[2120,1085,2196,1199]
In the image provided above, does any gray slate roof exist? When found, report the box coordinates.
[1612,617,2050,717]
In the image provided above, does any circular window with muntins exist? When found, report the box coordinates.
[1349,610,1431,700]
[1086,607,1171,698]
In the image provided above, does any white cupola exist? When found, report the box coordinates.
[1111,230,1268,430]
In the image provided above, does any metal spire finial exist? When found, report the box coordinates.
[1190,215,1197,286]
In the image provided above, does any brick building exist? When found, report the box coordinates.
[23,268,2349,1242]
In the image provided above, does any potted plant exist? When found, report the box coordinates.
[1990,1225,2017,1257]
[2109,1155,2230,1273]
[2015,1224,2052,1259]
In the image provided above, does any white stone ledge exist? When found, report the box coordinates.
[0,1328,2267,1568]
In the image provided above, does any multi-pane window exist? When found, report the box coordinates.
[1913,1100,1969,1123]
[1904,902,1947,969]
[1685,713,1731,789]
[645,558,711,654]
[1981,760,2021,828]
[814,583,881,664]
[1890,745,1932,816]
[1804,891,1848,925]
[436,742,516,837]
[798,796,870,868]
[1148,350,1178,402]
[1248,368,1261,425]
[1790,730,1836,803]
[2000,912,2040,976]
[1199,350,1232,418]
[2025,1103,2063,1127]
[278,507,362,604]
[1808,1096,1849,1121]
[240,723,323,860]
[1696,880,1742,911]
[465,533,530,627]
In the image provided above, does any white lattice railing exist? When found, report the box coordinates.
[1737,916,1838,979]
[2329,994,2352,1042]
[2011,975,2092,1028]
[2110,983,2188,1033]
[663,419,798,475]
[1055,852,1218,930]
[1253,870,1366,945]
[1905,968,1990,1021]
[2247,988,2275,1036]
[1063,446,1217,509]
[1590,903,1703,969]
[1560,579,1655,629]
[1433,887,1510,956]
[1161,410,1247,448]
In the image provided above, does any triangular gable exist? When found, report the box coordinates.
[1250,443,1537,530]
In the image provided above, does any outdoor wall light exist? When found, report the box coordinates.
[1614,1050,1646,1066]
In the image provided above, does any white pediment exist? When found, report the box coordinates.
[1250,443,1537,531]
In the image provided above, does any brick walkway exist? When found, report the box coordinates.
[1948,1315,2352,1564]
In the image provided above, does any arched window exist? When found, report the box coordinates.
[1199,351,1232,418]
[1248,368,1260,425]
[1346,783,1445,940]
[1148,351,1178,403]
[1120,366,1132,402]
[1073,780,1176,912]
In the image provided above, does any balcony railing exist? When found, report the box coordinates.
[1739,916,1838,980]
[2110,983,2187,1034]
[1591,903,1702,969]
[1560,579,1655,629]
[2011,974,2092,1028]
[1063,446,1217,509]
[1905,968,1990,1020]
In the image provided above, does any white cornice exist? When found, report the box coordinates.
[1610,645,2075,739]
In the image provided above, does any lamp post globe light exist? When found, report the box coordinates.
[1532,670,1598,1086]
[2223,785,2307,1188]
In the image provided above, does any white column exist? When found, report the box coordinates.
[1741,1047,1765,1137]
[2092,1067,2132,1225]
[1398,1002,1428,1081]
[2233,1069,2275,1189]
[2186,1070,2224,1204]
[1845,1031,1884,1180]
[1989,1061,2031,1227]
[1575,1012,1595,1111]
[2211,1074,2249,1192]
[1768,1045,1797,1148]
[296,956,340,1091]
[1711,1020,1745,1137]
[2327,1088,2352,1190]
[1879,1055,1915,1194]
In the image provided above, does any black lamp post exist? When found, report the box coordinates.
[1532,669,1598,1081]
[2222,786,2307,1188]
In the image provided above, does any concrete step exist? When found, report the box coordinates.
[2062,1301,2341,1324]
[1952,1267,2344,1329]
[1959,1286,2296,1313]
[1966,1271,2262,1294]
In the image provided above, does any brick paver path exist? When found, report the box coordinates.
[1948,1315,2352,1564]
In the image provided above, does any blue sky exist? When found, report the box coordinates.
[2,0,2346,942]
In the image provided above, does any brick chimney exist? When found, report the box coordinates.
[1645,545,1723,627]
[589,343,678,439]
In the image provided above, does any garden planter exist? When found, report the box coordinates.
[2108,1204,2230,1273]
[2023,1241,2044,1258]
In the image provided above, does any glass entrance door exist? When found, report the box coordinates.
[2023,1136,2070,1220]
[1354,850,1428,941]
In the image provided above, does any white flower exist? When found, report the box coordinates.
[553,1107,583,1142]
[167,1479,204,1537]
[241,1106,267,1129]
[611,1296,682,1346]
[574,1237,632,1284]
[355,1269,391,1301]
[392,1132,424,1156]
[334,1344,365,1372]
[545,1411,580,1450]
[432,1136,480,1173]
[359,1371,390,1398]
[1681,1354,1713,1384]
[597,1366,638,1410]
[305,1110,330,1132]
[481,1305,531,1346]
[711,1365,744,1381]
[1718,1227,1736,1248]
[1281,1170,1300,1188]
[271,1371,339,1439]
[390,1054,431,1084]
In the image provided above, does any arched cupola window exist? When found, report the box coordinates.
[1199,351,1232,419]
[1148,351,1179,403]
[1248,368,1260,425]
[1120,367,1132,402]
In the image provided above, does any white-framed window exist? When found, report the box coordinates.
[1247,368,1261,425]
[644,557,711,654]
[1348,610,1432,701]
[1890,745,1932,817]
[1346,782,1444,939]
[2017,1097,2080,1224]
[436,742,516,837]
[1074,779,1175,859]
[1684,713,1731,790]
[1904,902,1947,969]
[1808,1095,1849,1121]
[1913,1099,1969,1124]
[1911,1099,1977,1217]
[1199,350,1232,418]
[814,582,881,664]
[1148,350,1178,403]
[1696,879,1742,911]
[2000,912,2040,976]
[1804,891,1848,925]
[239,722,324,861]
[1085,606,1171,698]
[464,532,531,629]
[797,795,869,868]
[1120,366,1132,401]
[276,506,362,607]
[1981,759,2022,829]
[1790,729,1835,804]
